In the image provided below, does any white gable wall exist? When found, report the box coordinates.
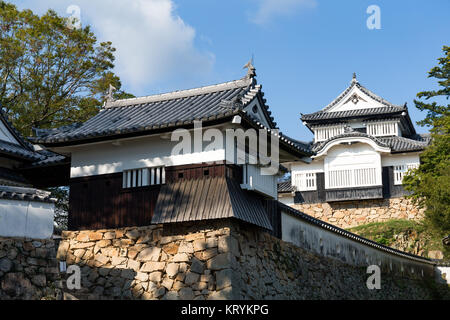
[243,98,271,128]
[327,85,387,112]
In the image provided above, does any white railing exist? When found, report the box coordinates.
[242,164,277,199]
[314,125,344,142]
[292,172,317,191]
[367,121,398,137]
[393,164,419,185]
[123,166,165,188]
[326,167,379,189]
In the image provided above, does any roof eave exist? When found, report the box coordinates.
[34,113,240,148]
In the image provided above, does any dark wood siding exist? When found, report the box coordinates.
[382,166,409,198]
[165,161,242,183]
[263,200,281,238]
[68,162,244,231]
[69,173,160,230]
[293,170,410,204]
[325,186,383,202]
[294,172,326,204]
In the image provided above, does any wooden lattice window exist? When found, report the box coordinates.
[122,166,165,188]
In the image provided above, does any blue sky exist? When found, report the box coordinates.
[15,0,450,141]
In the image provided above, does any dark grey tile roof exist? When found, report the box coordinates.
[33,77,263,144]
[277,134,312,154]
[31,76,311,158]
[0,110,37,151]
[311,132,429,154]
[0,167,31,186]
[278,201,435,265]
[277,180,293,193]
[151,176,273,230]
[378,136,429,153]
[0,139,45,161]
[249,119,312,155]
[0,185,55,203]
[301,106,406,122]
[0,110,67,166]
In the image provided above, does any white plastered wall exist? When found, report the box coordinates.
[381,152,420,167]
[69,132,228,178]
[0,199,54,239]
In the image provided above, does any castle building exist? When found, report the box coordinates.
[278,75,430,228]
[33,66,311,231]
[29,69,437,298]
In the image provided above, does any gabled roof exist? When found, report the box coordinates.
[0,109,67,166]
[300,75,416,136]
[321,75,402,112]
[32,71,280,146]
[31,69,312,161]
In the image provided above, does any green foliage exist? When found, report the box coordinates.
[350,219,426,244]
[49,186,69,230]
[0,1,133,136]
[403,45,450,234]
[349,219,449,259]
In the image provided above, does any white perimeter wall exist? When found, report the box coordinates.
[281,211,435,277]
[0,199,54,239]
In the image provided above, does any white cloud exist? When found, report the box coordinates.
[16,0,214,91]
[250,0,317,25]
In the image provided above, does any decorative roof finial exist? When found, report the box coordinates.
[243,57,256,79]
[352,72,357,83]
[105,84,117,106]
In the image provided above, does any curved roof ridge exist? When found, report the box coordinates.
[312,132,390,153]
[356,82,403,109]
[105,77,254,109]
[321,81,357,112]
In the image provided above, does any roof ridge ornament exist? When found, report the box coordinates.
[351,72,357,84]
[243,58,256,79]
[104,84,117,107]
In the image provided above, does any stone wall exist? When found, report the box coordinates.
[232,222,449,299]
[291,197,424,229]
[0,237,61,300]
[56,219,449,300]
[57,221,237,300]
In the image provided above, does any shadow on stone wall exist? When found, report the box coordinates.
[0,238,61,300]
